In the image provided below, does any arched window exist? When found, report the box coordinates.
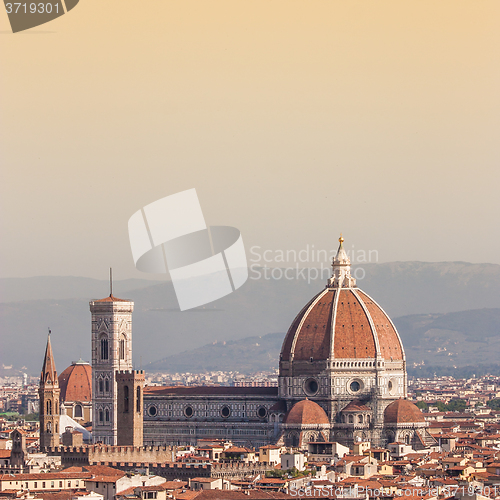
[358,415,364,424]
[105,379,110,393]
[99,379,104,393]
[74,404,83,418]
[99,410,104,422]
[47,423,52,432]
[47,400,52,415]
[124,385,129,413]
[100,336,108,360]
[105,409,110,422]
[405,434,410,445]
[136,386,141,413]
[348,414,354,423]
[119,338,125,360]
[55,423,58,433]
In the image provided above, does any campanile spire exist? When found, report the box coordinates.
[39,333,60,449]
[41,332,57,383]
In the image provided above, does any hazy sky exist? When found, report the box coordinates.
[1,1,499,280]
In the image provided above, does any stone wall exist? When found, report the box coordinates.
[47,444,175,466]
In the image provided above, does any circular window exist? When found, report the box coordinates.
[304,378,319,396]
[148,405,158,417]
[388,379,396,395]
[257,406,267,418]
[184,406,194,418]
[350,380,361,393]
[221,406,231,418]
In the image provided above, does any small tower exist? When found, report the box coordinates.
[39,333,60,449]
[116,370,144,446]
[90,274,134,445]
[10,429,27,469]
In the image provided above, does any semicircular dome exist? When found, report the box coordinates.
[384,399,425,424]
[283,399,329,425]
[58,361,92,402]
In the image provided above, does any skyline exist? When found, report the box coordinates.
[1,1,499,280]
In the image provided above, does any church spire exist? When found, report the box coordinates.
[328,234,356,288]
[39,330,60,449]
[41,332,58,384]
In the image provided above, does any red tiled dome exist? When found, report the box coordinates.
[284,399,329,425]
[280,288,404,362]
[384,399,425,424]
[58,361,92,402]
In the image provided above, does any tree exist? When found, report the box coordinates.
[446,399,467,412]
[487,399,500,410]
[416,401,428,410]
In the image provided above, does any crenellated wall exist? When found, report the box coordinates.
[47,444,175,466]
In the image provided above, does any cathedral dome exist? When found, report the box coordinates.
[59,361,92,402]
[280,237,404,365]
[384,399,425,424]
[283,399,329,425]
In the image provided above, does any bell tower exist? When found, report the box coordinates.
[116,370,144,446]
[39,333,60,449]
[90,280,134,445]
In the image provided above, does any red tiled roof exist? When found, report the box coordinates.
[357,290,403,360]
[223,446,253,454]
[59,362,92,402]
[92,294,130,302]
[284,399,329,425]
[384,399,425,424]
[341,400,371,412]
[144,386,278,396]
[281,288,403,362]
[0,472,90,481]
[63,465,126,479]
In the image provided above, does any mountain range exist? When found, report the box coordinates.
[1,261,500,376]
[146,308,500,376]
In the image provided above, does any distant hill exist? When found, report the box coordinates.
[394,309,500,376]
[1,261,500,374]
[147,332,284,374]
[147,308,500,376]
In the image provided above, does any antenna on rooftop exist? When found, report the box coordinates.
[110,267,113,297]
